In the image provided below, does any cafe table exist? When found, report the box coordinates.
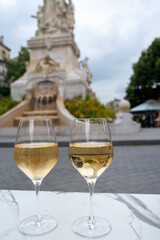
[0,190,159,240]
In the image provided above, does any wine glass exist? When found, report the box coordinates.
[14,119,58,236]
[69,118,113,238]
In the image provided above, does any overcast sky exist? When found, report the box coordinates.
[0,0,160,103]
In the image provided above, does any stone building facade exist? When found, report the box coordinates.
[0,36,10,87]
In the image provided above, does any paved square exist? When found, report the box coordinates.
[0,145,159,194]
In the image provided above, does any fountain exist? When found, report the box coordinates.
[7,0,93,128]
[10,0,93,102]
[0,1,141,136]
[14,80,60,126]
[33,81,57,111]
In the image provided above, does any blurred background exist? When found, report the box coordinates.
[0,0,160,194]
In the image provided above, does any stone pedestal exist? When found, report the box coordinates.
[28,33,80,72]
[11,32,88,101]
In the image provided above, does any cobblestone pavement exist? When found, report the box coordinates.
[0,145,160,194]
[1,127,160,142]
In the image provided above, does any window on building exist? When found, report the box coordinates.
[0,80,4,87]
[0,65,3,74]
[3,66,7,77]
[2,51,6,61]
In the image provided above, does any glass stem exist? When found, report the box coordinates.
[33,180,42,226]
[88,180,96,230]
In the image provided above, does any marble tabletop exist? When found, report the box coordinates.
[0,190,159,240]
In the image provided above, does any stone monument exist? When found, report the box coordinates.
[11,0,92,101]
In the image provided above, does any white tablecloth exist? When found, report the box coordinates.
[0,190,160,240]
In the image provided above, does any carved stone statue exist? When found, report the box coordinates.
[57,0,67,13]
[37,5,45,29]
[31,55,61,77]
[44,0,57,26]
[66,0,75,31]
[82,57,89,71]
[81,57,92,85]
[35,0,75,36]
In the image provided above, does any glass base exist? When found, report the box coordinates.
[72,216,111,238]
[18,215,58,236]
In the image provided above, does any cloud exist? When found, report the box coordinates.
[91,77,126,104]
[0,0,17,9]
[0,0,160,103]
[0,0,43,57]
[73,0,160,102]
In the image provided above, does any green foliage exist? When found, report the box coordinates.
[7,47,30,83]
[65,95,116,122]
[21,94,27,101]
[0,97,19,116]
[126,38,160,107]
[0,87,10,96]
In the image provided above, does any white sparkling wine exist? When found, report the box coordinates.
[69,142,113,181]
[14,142,58,181]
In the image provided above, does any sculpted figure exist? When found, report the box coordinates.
[82,57,89,71]
[56,0,75,33]
[44,0,57,25]
[35,0,75,35]
[37,6,45,29]
[58,0,67,13]
[82,57,92,85]
[32,55,61,75]
[56,0,69,32]
[67,0,75,31]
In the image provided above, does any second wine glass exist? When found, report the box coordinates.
[14,119,58,236]
[69,118,113,238]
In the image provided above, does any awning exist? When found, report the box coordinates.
[130,100,160,112]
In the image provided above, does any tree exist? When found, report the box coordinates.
[7,47,30,83]
[125,38,160,107]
